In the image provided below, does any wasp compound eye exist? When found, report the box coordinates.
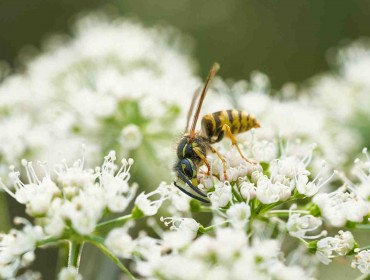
[179,159,196,179]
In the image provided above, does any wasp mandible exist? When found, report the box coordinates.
[174,63,261,203]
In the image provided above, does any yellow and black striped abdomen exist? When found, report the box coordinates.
[201,109,260,142]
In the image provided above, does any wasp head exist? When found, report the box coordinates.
[174,158,209,203]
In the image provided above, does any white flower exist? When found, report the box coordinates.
[256,176,291,204]
[209,181,232,208]
[133,234,162,261]
[268,262,313,280]
[58,267,82,280]
[295,160,335,197]
[295,175,319,197]
[252,140,277,162]
[135,182,171,216]
[2,152,137,236]
[226,202,251,229]
[150,255,207,280]
[160,217,199,250]
[55,158,95,191]
[63,194,105,235]
[315,238,338,265]
[42,198,65,237]
[350,148,370,200]
[239,181,256,200]
[120,124,142,151]
[161,217,199,235]
[316,231,355,265]
[1,162,61,217]
[166,187,191,213]
[313,188,369,227]
[270,156,309,179]
[105,227,135,259]
[351,249,370,274]
[0,218,44,279]
[99,151,138,213]
[286,205,325,239]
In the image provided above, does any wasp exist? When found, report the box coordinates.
[174,63,261,203]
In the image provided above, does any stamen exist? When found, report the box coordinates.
[0,178,16,199]
[304,230,328,240]
[301,143,317,167]
[334,170,359,195]
[37,161,50,178]
[27,162,40,184]
[317,171,335,189]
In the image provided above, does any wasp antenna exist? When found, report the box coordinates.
[189,63,220,138]
[184,86,202,133]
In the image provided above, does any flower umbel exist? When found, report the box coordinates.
[0,152,143,279]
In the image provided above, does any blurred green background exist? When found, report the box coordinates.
[1,0,370,86]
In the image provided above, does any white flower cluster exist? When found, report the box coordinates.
[128,136,369,278]
[308,40,370,149]
[311,149,370,228]
[0,218,44,279]
[1,151,137,236]
[198,140,331,209]
[0,13,198,179]
[1,13,370,279]
[101,139,342,278]
[0,149,176,279]
[106,223,313,280]
[313,187,369,228]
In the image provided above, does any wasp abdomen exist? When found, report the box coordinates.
[201,109,260,142]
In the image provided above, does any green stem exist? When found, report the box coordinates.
[298,237,309,246]
[86,235,137,280]
[258,201,282,214]
[358,245,370,251]
[232,186,243,203]
[95,214,133,230]
[258,196,299,215]
[351,224,370,230]
[264,209,309,218]
[68,241,84,270]
[37,236,66,247]
[56,244,69,277]
[199,221,227,233]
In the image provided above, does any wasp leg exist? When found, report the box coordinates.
[176,166,208,198]
[209,146,228,181]
[222,124,257,164]
[193,147,211,175]
[174,182,210,203]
